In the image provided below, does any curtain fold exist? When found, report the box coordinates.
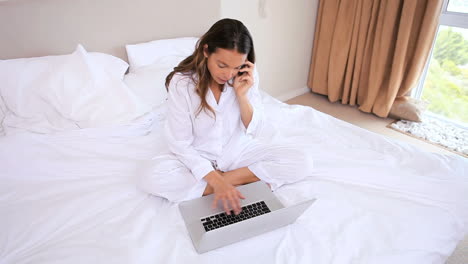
[308,0,443,117]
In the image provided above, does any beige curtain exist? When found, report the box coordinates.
[308,0,443,117]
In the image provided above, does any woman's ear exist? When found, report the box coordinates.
[203,44,209,58]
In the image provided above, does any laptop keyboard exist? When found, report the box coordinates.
[201,201,271,232]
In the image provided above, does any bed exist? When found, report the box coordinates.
[1,41,467,264]
[1,2,467,263]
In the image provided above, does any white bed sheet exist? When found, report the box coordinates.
[1,95,467,264]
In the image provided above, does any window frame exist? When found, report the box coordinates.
[412,0,468,127]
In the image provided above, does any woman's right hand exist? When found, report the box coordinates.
[204,170,245,215]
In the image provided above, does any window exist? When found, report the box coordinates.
[413,0,468,126]
[447,0,468,13]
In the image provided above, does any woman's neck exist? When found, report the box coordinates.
[210,80,223,91]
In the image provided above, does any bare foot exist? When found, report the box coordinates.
[222,168,261,186]
[203,184,214,196]
[203,168,264,195]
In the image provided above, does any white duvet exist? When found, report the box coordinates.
[1,94,467,264]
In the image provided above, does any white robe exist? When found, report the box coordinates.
[138,72,312,202]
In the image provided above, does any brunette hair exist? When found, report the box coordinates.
[165,18,255,116]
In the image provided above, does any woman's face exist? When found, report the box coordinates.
[204,46,247,85]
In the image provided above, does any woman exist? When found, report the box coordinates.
[139,18,311,215]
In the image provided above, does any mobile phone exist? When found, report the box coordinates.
[238,64,248,76]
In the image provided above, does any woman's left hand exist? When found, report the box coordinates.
[233,61,255,98]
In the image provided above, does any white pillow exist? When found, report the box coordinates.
[1,51,79,133]
[0,44,149,134]
[126,37,198,71]
[124,55,187,109]
[0,49,130,134]
[89,52,129,79]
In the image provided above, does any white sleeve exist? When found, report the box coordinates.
[241,69,264,137]
[165,75,214,181]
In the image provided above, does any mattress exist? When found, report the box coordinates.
[1,94,467,264]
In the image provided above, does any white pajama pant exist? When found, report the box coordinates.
[137,140,313,202]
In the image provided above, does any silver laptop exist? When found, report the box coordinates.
[179,181,316,253]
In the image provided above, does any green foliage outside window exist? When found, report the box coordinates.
[422,28,468,124]
[434,28,468,66]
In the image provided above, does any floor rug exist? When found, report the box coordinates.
[387,116,467,158]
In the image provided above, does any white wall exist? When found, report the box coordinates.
[0,0,220,60]
[220,0,319,100]
[0,0,318,101]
